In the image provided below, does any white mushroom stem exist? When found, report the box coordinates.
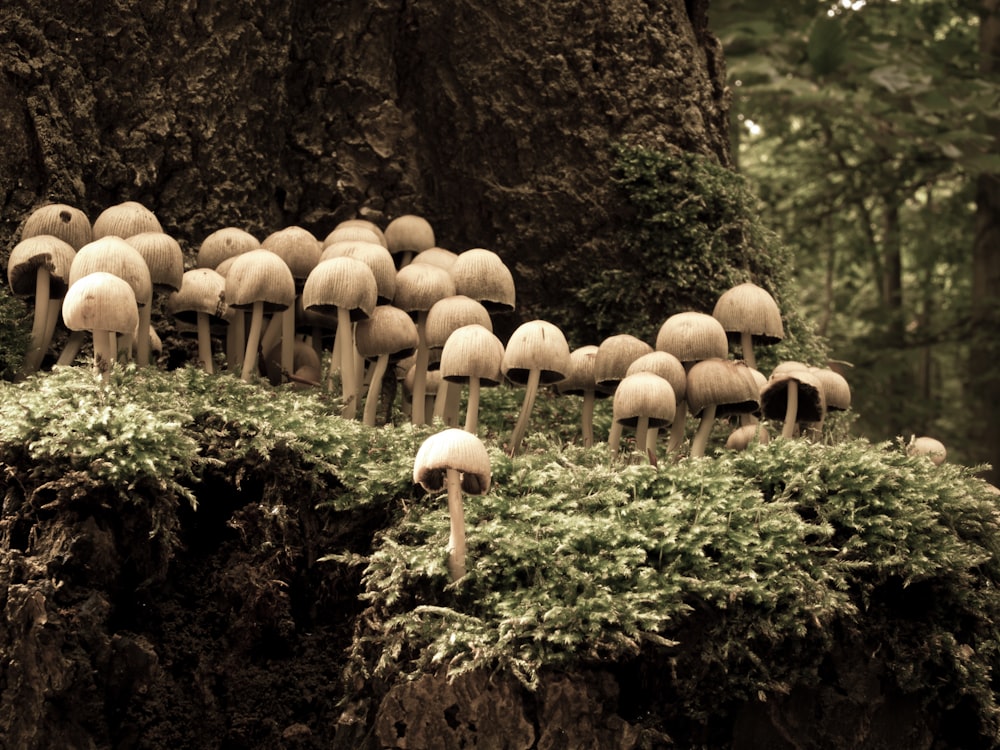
[740,330,756,370]
[281,306,296,378]
[197,311,214,374]
[241,301,265,383]
[411,313,430,425]
[337,306,359,418]
[667,400,688,454]
[92,328,115,382]
[608,420,623,455]
[36,297,63,369]
[782,380,799,439]
[634,416,650,454]
[445,467,467,581]
[580,390,596,448]
[136,304,152,366]
[690,403,717,458]
[20,268,51,375]
[464,376,482,434]
[56,330,86,366]
[509,368,541,455]
[362,354,390,427]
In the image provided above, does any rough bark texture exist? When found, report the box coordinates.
[1,0,728,340]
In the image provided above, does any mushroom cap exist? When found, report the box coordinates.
[302,256,378,319]
[655,311,729,365]
[425,295,493,350]
[224,248,296,312]
[125,231,185,292]
[393,262,456,314]
[62,271,139,334]
[69,236,153,307]
[413,427,491,495]
[265,339,322,386]
[8,235,77,297]
[808,366,851,412]
[262,226,322,284]
[385,214,435,256]
[712,282,784,345]
[908,435,947,465]
[557,345,608,397]
[594,334,654,389]
[686,358,762,418]
[355,304,420,361]
[197,227,261,269]
[759,369,826,424]
[412,247,459,270]
[726,423,771,451]
[625,350,687,400]
[167,268,229,324]
[328,219,388,248]
[92,201,163,239]
[323,223,384,248]
[322,240,396,303]
[612,371,677,428]
[449,248,516,313]
[440,324,505,385]
[21,203,92,250]
[501,319,572,385]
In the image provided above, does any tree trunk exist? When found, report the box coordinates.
[971,0,1000,485]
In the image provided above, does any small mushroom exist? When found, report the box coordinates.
[439,323,505,434]
[413,428,492,581]
[612,371,676,457]
[686,358,761,457]
[355,304,419,426]
[385,214,435,267]
[595,334,654,453]
[908,435,947,465]
[556,345,607,448]
[167,268,229,373]
[61,271,139,381]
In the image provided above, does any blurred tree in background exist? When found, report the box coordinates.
[713,0,1000,478]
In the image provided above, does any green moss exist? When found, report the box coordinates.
[0,285,32,380]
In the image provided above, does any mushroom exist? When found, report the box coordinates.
[726,423,771,451]
[424,295,493,423]
[92,200,163,239]
[412,247,459,271]
[61,271,139,381]
[322,240,397,304]
[197,226,261,270]
[385,214,435,267]
[686,358,762,458]
[625,351,687,459]
[393,262,456,425]
[7,235,76,375]
[501,319,572,455]
[712,282,784,370]
[355,304,419,426]
[804,366,851,438]
[612,371,676,457]
[327,218,388,248]
[907,435,947,465]
[439,323,505,434]
[448,248,516,314]
[594,334,654,453]
[21,203,92,250]
[223,249,296,383]
[556,345,606,448]
[124,231,185,365]
[323,223,384,248]
[166,268,229,373]
[759,365,826,439]
[413,428,492,581]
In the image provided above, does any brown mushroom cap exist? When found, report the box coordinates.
[125,231,185,292]
[449,248,516,313]
[712,282,784,345]
[302,256,378,320]
[613,371,677,428]
[21,203,92,250]
[8,235,77,298]
[197,227,261,269]
[167,268,229,325]
[355,304,420,361]
[908,435,947,465]
[440,324,505,385]
[385,214,435,256]
[413,427,492,495]
[425,295,493,351]
[686,358,762,418]
[224,248,296,312]
[808,366,852,412]
[557,345,608,397]
[393,262,456,314]
[412,247,459,270]
[655,311,729,365]
[62,271,139,335]
[69,236,153,307]
[594,334,654,390]
[323,224,384,248]
[92,201,163,240]
[625,350,687,401]
[760,369,826,424]
[501,319,572,385]
[726,423,771,450]
[327,219,388,249]
[262,226,322,287]
[322,240,396,303]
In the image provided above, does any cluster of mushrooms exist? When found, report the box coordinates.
[8,201,953,580]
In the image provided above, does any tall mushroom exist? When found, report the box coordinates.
[413,428,492,581]
[425,295,493,423]
[355,304,419,426]
[712,282,784,370]
[686,358,761,458]
[556,345,606,448]
[448,248,516,315]
[625,351,687,459]
[61,272,139,382]
[166,268,229,373]
[501,319,572,455]
[595,334,654,453]
[125,230,185,365]
[439,323,505,434]
[385,214,435,267]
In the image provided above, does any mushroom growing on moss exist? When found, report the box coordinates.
[413,428,492,581]
[612,371,676,457]
[355,304,419,426]
[686,358,761,458]
[712,281,784,370]
[556,345,606,448]
[439,323,505,434]
[61,271,139,381]
[908,435,947,466]
[167,268,228,374]
[760,365,826,439]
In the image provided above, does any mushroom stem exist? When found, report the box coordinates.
[36,297,63,370]
[608,420,623,455]
[228,312,245,373]
[690,403,718,458]
[93,328,114,382]
[241,301,265,382]
[634,416,650,454]
[580,390,595,448]
[20,268,51,375]
[782,380,799,438]
[281,306,296,379]
[445,467,467,581]
[196,311,214,374]
[136,304,152,366]
[337,306,358,418]
[411,313,430,425]
[666,400,688,454]
[362,354,390,427]
[56,330,86,366]
[740,330,756,370]
[509,368,541,455]
[464,376,482,434]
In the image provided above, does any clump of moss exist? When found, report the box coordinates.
[0,285,32,380]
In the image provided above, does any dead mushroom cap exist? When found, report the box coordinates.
[8,235,77,297]
[655,311,729,364]
[21,203,93,250]
[613,371,677,428]
[301,256,378,320]
[501,319,572,385]
[686,358,762,418]
[413,428,492,495]
[440,324,505,385]
[712,282,784,345]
